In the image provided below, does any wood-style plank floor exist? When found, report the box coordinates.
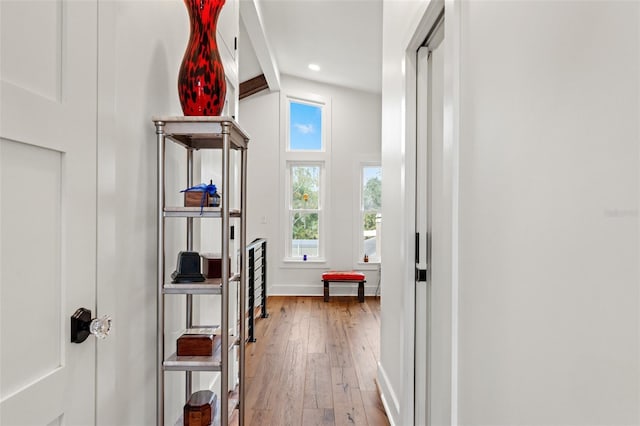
[244,296,389,426]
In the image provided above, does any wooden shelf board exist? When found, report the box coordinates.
[152,116,250,151]
[164,207,241,218]
[163,334,238,372]
[164,275,240,295]
[164,335,223,371]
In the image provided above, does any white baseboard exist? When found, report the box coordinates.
[377,362,400,426]
[269,283,379,296]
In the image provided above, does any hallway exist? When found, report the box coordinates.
[245,296,389,425]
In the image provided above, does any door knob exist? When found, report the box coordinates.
[71,308,112,343]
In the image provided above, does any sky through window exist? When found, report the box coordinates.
[289,101,322,151]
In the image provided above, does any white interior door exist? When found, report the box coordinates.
[0,1,98,425]
[415,16,446,426]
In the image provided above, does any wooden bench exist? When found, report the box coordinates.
[322,271,366,303]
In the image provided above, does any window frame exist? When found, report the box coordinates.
[284,161,325,261]
[280,92,332,266]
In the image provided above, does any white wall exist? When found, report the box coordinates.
[239,74,382,297]
[380,0,640,425]
[96,1,238,424]
[457,1,639,424]
[97,2,188,424]
[238,89,280,294]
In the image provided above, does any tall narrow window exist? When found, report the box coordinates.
[361,165,382,262]
[282,94,329,263]
[288,164,322,258]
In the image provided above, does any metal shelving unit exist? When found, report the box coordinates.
[153,116,249,426]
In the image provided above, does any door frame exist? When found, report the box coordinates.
[414,43,432,426]
[401,0,461,424]
[95,1,118,424]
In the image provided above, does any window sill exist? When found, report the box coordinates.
[355,262,381,271]
[281,258,328,269]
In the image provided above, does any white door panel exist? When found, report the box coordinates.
[1,0,62,102]
[1,1,97,152]
[0,0,98,424]
[1,368,65,426]
[415,45,430,426]
[415,16,446,426]
[1,142,63,398]
[426,40,450,426]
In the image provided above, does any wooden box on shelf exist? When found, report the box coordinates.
[184,390,217,426]
[201,253,231,279]
[184,191,211,208]
[177,327,220,357]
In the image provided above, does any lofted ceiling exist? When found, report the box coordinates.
[239,0,383,94]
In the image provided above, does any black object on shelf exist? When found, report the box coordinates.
[172,251,206,283]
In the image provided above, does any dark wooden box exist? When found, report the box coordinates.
[177,328,219,356]
[184,390,217,426]
[201,253,231,279]
[184,191,211,208]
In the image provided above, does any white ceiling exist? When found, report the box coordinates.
[239,0,383,94]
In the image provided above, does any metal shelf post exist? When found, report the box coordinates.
[153,116,249,426]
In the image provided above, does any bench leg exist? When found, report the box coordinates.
[324,281,329,302]
[358,281,364,302]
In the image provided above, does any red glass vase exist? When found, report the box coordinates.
[178,0,226,116]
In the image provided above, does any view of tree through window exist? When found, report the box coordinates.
[362,166,382,261]
[290,165,320,257]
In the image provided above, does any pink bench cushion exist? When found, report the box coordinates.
[322,271,365,281]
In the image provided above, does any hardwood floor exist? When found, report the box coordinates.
[244,296,389,426]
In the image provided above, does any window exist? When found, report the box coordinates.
[361,165,382,262]
[282,94,330,263]
[288,101,323,151]
[288,164,322,258]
